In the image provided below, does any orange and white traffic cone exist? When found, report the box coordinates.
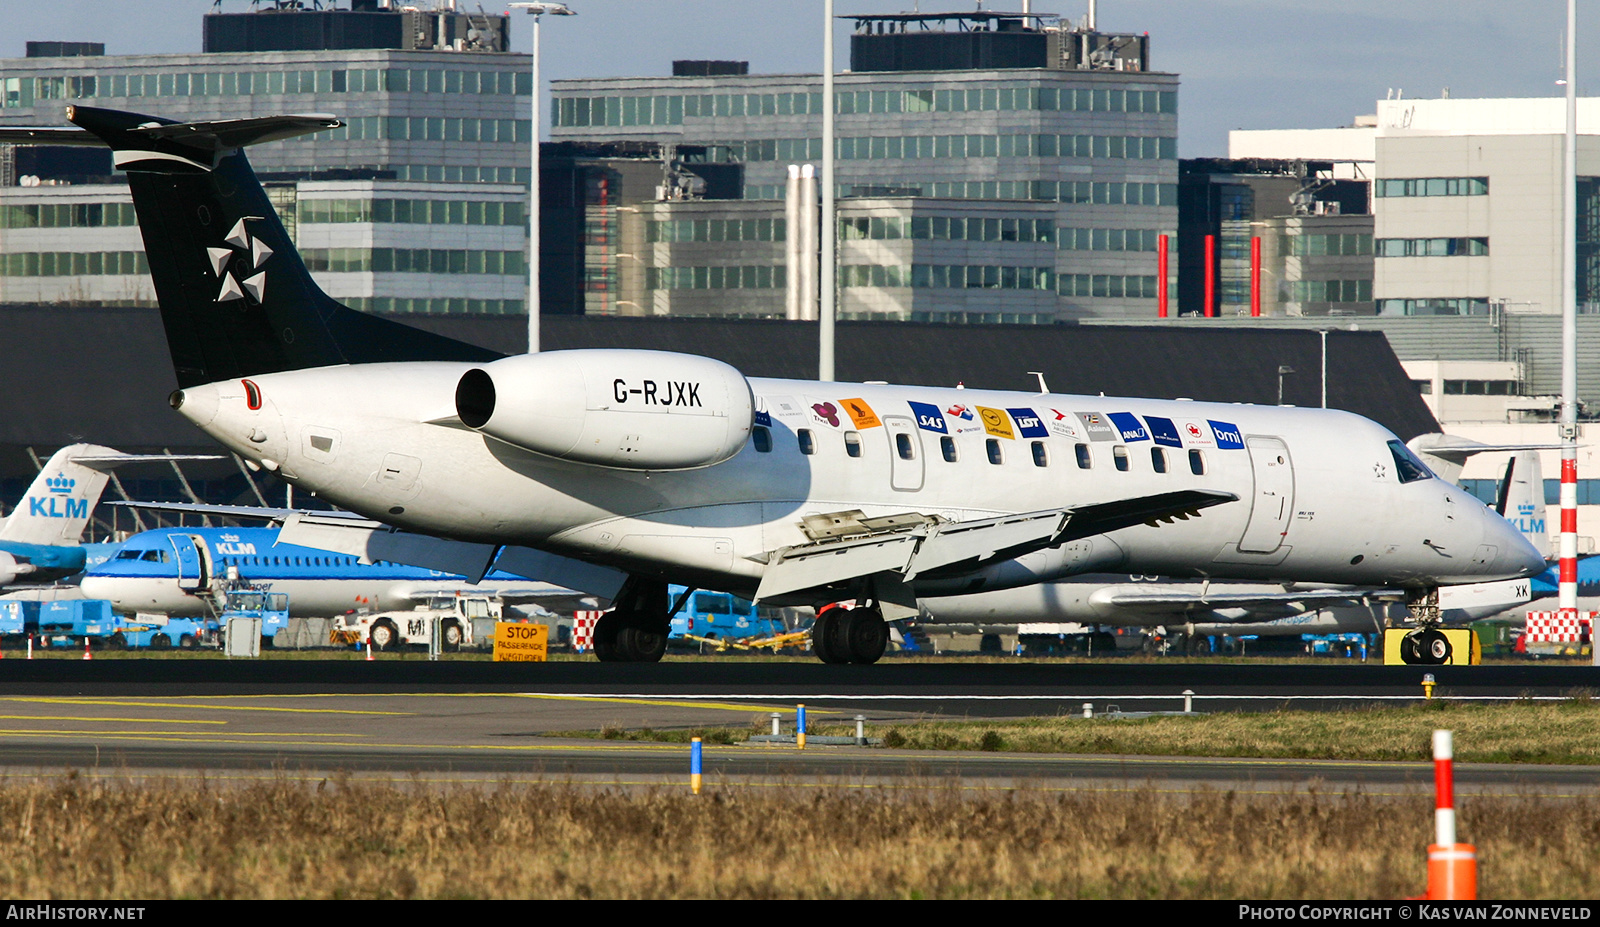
[1426,730,1477,900]
[82,637,92,661]
[365,639,374,661]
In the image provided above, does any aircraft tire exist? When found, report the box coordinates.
[106,633,127,651]
[843,608,888,665]
[810,607,846,664]
[179,635,197,650]
[441,620,463,652]
[593,612,622,662]
[150,633,172,651]
[1418,629,1452,665]
[618,625,667,663]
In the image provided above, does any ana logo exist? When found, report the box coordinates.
[206,217,273,305]
[45,474,75,495]
[812,402,841,427]
[1106,412,1149,443]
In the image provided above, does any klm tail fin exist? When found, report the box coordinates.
[1497,450,1551,559]
[63,106,501,388]
[0,445,118,546]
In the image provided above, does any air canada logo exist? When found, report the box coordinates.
[45,474,75,495]
[206,217,273,305]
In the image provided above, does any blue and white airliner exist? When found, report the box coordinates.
[79,527,603,617]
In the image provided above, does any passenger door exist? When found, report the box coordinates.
[1238,436,1294,553]
[169,534,209,592]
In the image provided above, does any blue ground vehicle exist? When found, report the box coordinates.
[667,586,784,642]
[118,615,216,650]
[35,600,119,645]
[217,585,291,646]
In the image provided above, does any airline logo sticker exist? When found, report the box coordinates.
[753,409,772,428]
[1007,408,1049,439]
[1075,412,1116,442]
[840,398,882,429]
[978,406,1014,439]
[908,401,947,433]
[766,396,805,420]
[1045,409,1082,439]
[945,404,984,434]
[27,475,86,519]
[1143,415,1184,448]
[1180,421,1214,448]
[809,400,843,428]
[1208,420,1245,449]
[946,404,975,421]
[1107,412,1150,443]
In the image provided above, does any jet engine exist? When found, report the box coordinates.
[0,551,23,586]
[455,349,755,470]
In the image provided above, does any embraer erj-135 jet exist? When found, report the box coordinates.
[11,107,1545,665]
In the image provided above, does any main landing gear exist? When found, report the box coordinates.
[1397,587,1453,665]
[594,577,670,663]
[811,603,889,665]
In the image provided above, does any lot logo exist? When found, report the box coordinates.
[206,217,273,305]
[1007,408,1048,439]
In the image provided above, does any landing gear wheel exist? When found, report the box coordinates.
[617,625,667,663]
[1400,629,1452,665]
[842,607,888,665]
[179,634,197,650]
[1091,631,1117,655]
[593,612,622,662]
[106,633,127,651]
[150,633,172,651]
[811,608,847,664]
[592,578,671,663]
[369,620,400,651]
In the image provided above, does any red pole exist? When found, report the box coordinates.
[1427,730,1477,900]
[1250,235,1262,318]
[1203,234,1216,317]
[1156,234,1169,318]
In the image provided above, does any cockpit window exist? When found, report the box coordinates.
[1387,440,1432,484]
[116,549,142,560]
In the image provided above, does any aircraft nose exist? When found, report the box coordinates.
[1488,510,1548,579]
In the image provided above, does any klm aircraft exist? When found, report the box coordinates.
[80,526,602,618]
[5,107,1546,666]
[0,444,211,586]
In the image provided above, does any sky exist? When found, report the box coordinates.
[2,0,1598,157]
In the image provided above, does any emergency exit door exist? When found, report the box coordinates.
[1238,436,1295,553]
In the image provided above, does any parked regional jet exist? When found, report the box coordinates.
[0,444,213,586]
[14,106,1547,666]
[79,526,603,618]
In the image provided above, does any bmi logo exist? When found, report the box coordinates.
[45,474,75,495]
[206,217,273,305]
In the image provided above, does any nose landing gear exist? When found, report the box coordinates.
[1398,587,1454,665]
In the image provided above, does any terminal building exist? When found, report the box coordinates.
[0,2,533,314]
[547,10,1179,323]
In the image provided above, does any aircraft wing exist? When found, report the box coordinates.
[1090,586,1402,619]
[755,489,1237,601]
[105,501,365,522]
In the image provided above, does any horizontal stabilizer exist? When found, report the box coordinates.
[0,127,102,146]
[105,501,362,522]
[71,454,224,472]
[278,513,497,583]
[0,112,341,155]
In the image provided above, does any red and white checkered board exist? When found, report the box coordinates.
[573,611,604,650]
[1524,611,1595,643]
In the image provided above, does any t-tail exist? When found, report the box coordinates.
[0,444,119,547]
[58,106,501,388]
[1495,450,1551,559]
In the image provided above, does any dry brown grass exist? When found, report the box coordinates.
[0,775,1593,899]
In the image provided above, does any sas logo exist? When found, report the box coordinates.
[908,401,947,434]
[1007,408,1048,439]
[1208,420,1245,449]
[1106,412,1149,443]
[45,474,75,495]
[207,217,273,305]
[978,406,1014,439]
[840,398,882,429]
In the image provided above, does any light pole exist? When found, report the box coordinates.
[510,2,576,354]
[820,0,836,381]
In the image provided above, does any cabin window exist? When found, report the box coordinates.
[1151,447,1167,473]
[1075,443,1092,469]
[1031,441,1048,467]
[895,432,915,460]
[940,435,958,462]
[1113,445,1129,471]
[986,438,1004,465]
[1189,449,1206,475]
[845,431,863,458]
[752,426,772,452]
[797,428,815,455]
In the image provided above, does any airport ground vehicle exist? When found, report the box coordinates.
[668,585,784,643]
[333,595,499,651]
[117,614,216,650]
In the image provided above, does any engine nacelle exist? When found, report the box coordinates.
[455,349,754,470]
[0,551,21,586]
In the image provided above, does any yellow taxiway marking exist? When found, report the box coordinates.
[0,697,408,716]
[0,729,364,738]
[0,715,226,725]
[513,693,803,713]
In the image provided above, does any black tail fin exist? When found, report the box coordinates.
[67,106,502,388]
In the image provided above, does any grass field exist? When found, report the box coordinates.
[0,775,1590,899]
[571,699,1600,765]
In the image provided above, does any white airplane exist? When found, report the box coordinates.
[20,106,1546,666]
[918,450,1549,650]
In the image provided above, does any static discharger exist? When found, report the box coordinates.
[1425,730,1477,900]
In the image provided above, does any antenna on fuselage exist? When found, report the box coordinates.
[1029,371,1049,394]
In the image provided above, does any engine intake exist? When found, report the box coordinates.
[454,349,754,470]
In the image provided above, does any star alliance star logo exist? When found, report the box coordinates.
[206,217,272,305]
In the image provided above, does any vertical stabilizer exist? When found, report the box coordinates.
[0,445,118,546]
[1499,450,1551,559]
